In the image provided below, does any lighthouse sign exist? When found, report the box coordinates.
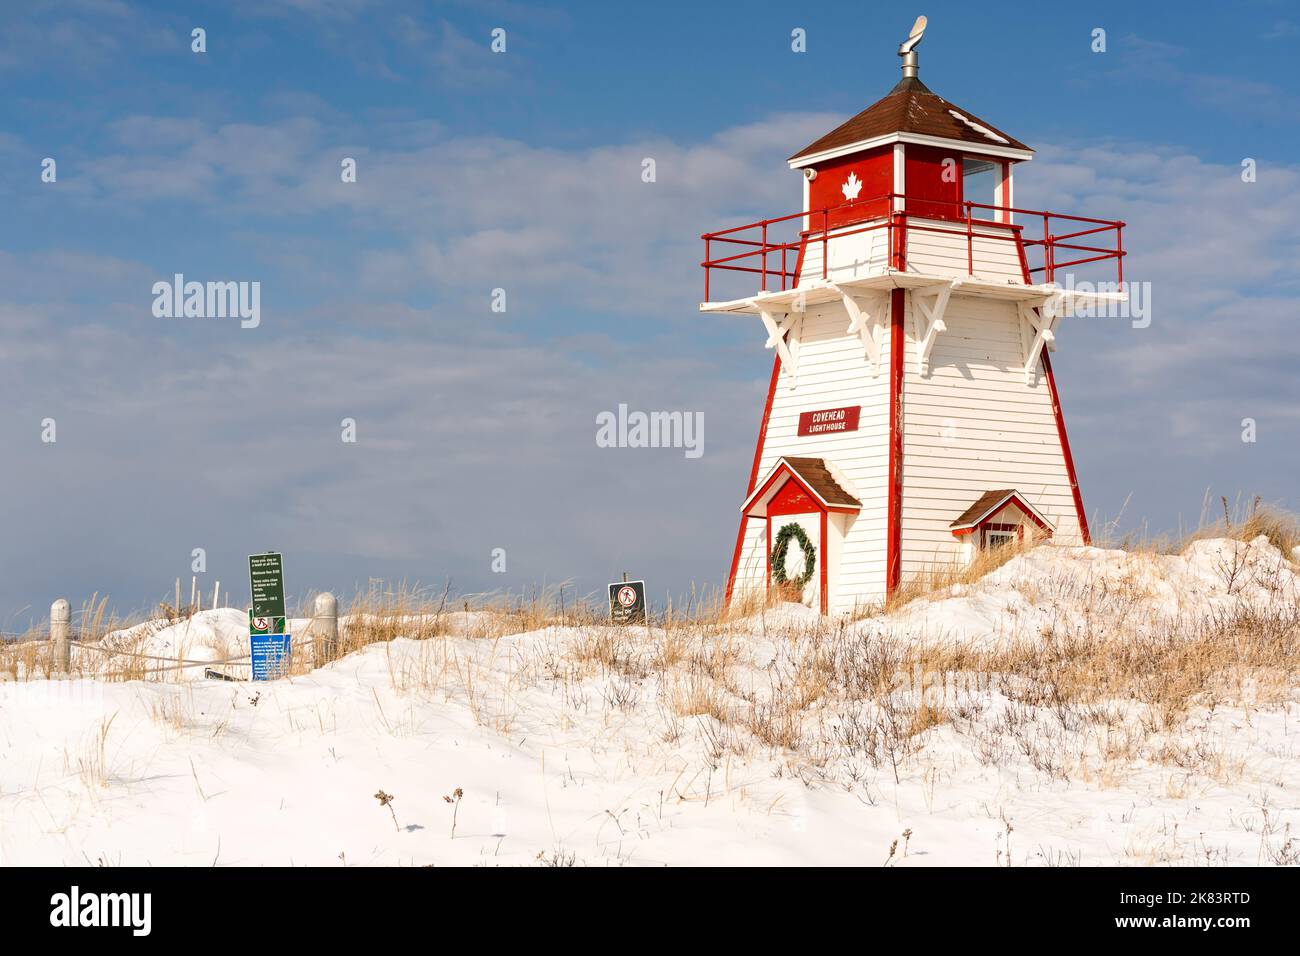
[798,405,861,437]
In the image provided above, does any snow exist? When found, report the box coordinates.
[1,538,1296,866]
[95,608,258,665]
[863,536,1299,650]
[948,109,1010,145]
[82,609,491,676]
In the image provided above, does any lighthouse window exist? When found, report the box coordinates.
[962,157,999,219]
[982,528,1016,550]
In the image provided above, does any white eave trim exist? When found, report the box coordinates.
[700,271,1126,316]
[741,457,862,517]
[950,492,1053,533]
[789,131,1034,169]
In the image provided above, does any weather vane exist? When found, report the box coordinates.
[899,15,927,78]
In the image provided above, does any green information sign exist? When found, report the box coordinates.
[248,553,286,619]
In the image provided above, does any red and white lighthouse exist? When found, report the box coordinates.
[704,17,1127,615]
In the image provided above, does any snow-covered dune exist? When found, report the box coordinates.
[863,536,1300,649]
[1,538,1296,866]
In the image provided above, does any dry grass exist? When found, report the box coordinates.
[884,535,1032,614]
[356,573,1293,791]
[1100,493,1300,557]
[0,593,149,682]
[4,507,1298,807]
[868,495,1297,619]
[65,713,118,791]
[1209,497,1300,556]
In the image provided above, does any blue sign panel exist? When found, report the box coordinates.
[250,633,292,681]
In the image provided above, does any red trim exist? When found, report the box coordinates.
[891,212,907,270]
[750,461,816,514]
[951,496,1054,537]
[886,287,905,593]
[725,355,780,606]
[1041,350,1091,544]
[764,468,826,516]
[725,238,808,607]
[1014,231,1032,283]
[742,458,862,517]
[986,499,1052,534]
[819,511,829,614]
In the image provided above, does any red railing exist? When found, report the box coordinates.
[700,192,1125,302]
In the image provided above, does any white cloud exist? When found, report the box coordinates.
[3,101,1298,615]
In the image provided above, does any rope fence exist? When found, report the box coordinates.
[9,594,339,682]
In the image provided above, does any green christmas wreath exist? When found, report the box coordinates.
[770,522,817,591]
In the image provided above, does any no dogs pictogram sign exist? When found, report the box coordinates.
[608,579,646,624]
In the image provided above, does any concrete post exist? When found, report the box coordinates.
[50,598,70,672]
[314,592,338,664]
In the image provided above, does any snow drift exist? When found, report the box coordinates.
[0,537,1296,866]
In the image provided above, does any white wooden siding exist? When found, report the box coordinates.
[898,292,1082,578]
[732,301,893,612]
[902,217,1025,282]
[799,225,890,285]
[798,216,1025,285]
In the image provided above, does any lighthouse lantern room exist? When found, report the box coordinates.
[705,17,1128,615]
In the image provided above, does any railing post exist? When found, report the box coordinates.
[1116,223,1125,285]
[822,209,829,280]
[891,212,907,271]
[314,592,338,664]
[703,237,710,301]
[1041,212,1051,284]
[50,598,70,673]
[761,222,768,292]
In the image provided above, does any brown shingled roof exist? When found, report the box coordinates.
[949,490,1055,535]
[790,76,1031,162]
[950,489,1019,528]
[780,457,861,508]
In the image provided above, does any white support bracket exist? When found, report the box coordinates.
[911,281,955,375]
[1018,291,1066,384]
[759,309,802,384]
[832,285,889,375]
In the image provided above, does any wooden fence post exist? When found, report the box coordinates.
[50,598,70,672]
[314,592,338,664]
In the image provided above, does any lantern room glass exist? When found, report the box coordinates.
[962,157,1000,220]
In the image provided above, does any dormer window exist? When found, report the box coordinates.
[950,489,1054,563]
[981,527,1017,550]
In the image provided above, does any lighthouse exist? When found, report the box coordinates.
[704,17,1128,615]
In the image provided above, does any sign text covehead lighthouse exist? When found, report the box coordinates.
[702,17,1128,615]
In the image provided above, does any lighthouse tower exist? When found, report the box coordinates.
[704,17,1127,615]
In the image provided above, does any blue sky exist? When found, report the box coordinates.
[1,0,1298,625]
